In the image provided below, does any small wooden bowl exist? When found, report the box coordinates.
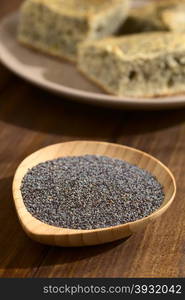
[12,141,176,247]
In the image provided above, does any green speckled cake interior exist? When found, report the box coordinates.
[78,32,185,97]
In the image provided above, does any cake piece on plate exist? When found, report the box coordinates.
[18,0,130,62]
[122,0,185,34]
[78,32,185,98]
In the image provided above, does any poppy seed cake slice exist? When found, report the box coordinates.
[78,32,185,98]
[122,0,185,35]
[18,0,130,62]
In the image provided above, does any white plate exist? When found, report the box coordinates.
[1,12,185,110]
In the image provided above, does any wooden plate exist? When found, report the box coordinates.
[1,12,185,110]
[12,141,176,247]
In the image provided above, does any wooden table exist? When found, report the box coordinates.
[0,0,184,278]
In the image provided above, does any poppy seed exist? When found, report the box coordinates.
[21,155,164,230]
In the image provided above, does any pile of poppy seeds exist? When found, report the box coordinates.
[21,155,164,230]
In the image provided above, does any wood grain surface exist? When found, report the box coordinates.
[0,0,185,277]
